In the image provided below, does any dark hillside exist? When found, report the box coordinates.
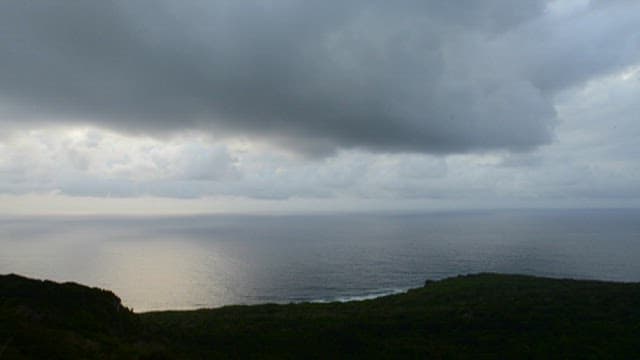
[2,273,640,359]
[0,274,149,359]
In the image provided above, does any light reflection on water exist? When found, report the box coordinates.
[1,209,639,311]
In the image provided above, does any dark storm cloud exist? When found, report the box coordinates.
[0,1,638,155]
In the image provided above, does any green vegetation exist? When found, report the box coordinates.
[2,273,640,359]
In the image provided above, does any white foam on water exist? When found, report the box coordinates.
[310,288,408,303]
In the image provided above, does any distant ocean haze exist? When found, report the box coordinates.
[1,209,639,312]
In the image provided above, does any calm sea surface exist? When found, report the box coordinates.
[1,209,639,311]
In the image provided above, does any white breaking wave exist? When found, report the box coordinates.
[310,288,409,304]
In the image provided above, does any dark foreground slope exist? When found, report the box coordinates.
[2,273,640,359]
[0,274,148,359]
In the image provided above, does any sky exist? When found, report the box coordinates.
[0,0,639,214]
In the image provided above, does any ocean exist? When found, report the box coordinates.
[1,209,639,311]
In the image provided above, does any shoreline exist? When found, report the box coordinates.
[3,272,640,358]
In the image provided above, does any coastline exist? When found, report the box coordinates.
[4,272,639,358]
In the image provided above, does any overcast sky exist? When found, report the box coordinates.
[0,0,639,214]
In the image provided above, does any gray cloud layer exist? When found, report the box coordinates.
[1,1,639,155]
